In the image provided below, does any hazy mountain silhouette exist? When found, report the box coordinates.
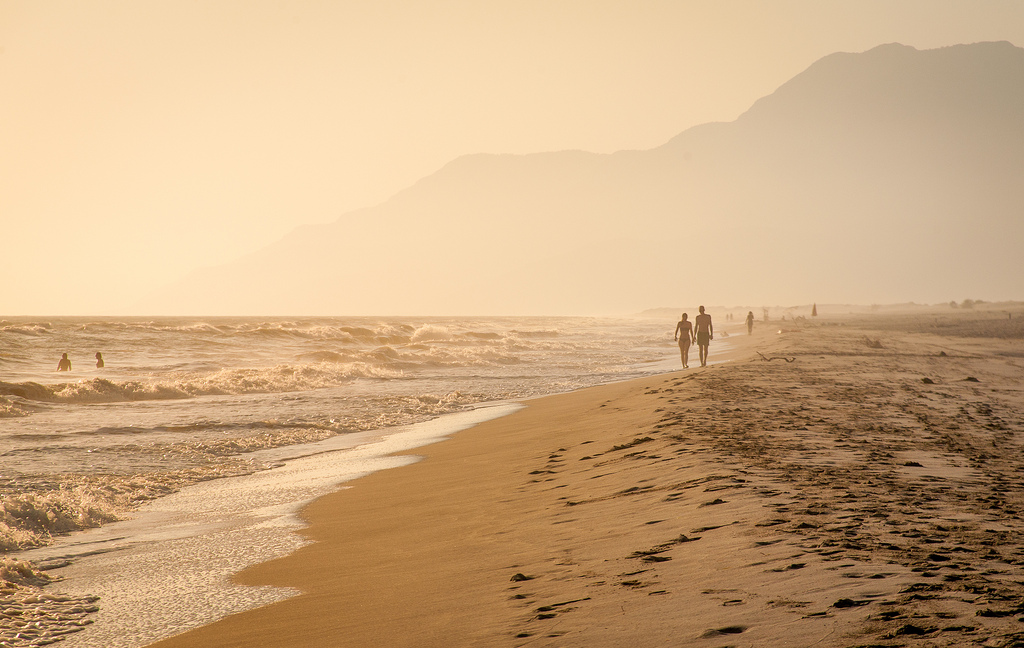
[144,41,1024,315]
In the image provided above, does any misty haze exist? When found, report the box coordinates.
[3,5,1024,648]
[135,42,1024,316]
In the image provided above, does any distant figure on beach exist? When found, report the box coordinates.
[694,306,713,367]
[57,353,72,372]
[673,313,694,368]
[95,352,104,368]
[746,311,754,335]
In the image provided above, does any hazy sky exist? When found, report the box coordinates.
[3,0,1023,315]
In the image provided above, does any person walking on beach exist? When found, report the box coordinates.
[694,306,713,367]
[95,352,104,368]
[746,311,754,335]
[674,313,694,368]
[57,353,72,371]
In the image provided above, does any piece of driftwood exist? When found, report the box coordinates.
[757,351,796,363]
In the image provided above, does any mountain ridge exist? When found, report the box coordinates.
[141,41,1024,316]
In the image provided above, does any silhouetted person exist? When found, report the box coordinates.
[674,313,694,369]
[57,353,72,372]
[95,352,104,368]
[746,311,754,335]
[694,306,713,367]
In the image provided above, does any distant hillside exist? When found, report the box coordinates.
[142,42,1024,315]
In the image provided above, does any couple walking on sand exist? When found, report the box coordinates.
[673,306,713,368]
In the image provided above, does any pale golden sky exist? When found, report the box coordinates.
[2,0,1023,314]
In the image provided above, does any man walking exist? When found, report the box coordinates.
[694,305,713,367]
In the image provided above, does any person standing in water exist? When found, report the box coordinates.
[694,305,713,367]
[746,311,754,335]
[57,353,72,371]
[673,313,694,369]
[95,352,104,368]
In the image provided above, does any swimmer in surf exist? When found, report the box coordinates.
[57,353,72,371]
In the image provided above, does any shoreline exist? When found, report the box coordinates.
[141,314,1024,647]
[4,317,690,648]
[13,404,521,648]
[131,330,778,648]
[146,373,699,648]
[3,316,681,647]
[11,330,695,648]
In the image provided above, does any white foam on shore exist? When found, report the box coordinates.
[14,403,521,648]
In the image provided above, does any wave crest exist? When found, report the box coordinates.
[0,321,52,336]
[0,395,32,418]
[0,360,406,405]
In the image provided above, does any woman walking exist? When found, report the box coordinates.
[674,313,694,368]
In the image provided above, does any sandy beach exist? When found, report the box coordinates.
[136,308,1024,647]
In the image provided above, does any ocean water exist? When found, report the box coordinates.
[0,315,685,646]
[0,316,680,551]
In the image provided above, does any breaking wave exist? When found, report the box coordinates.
[0,322,53,337]
[0,360,404,405]
[0,326,560,409]
[0,396,31,418]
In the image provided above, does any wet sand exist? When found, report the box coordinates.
[146,308,1024,648]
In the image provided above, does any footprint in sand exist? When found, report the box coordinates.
[700,625,747,638]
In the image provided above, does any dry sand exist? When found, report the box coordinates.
[146,308,1024,648]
